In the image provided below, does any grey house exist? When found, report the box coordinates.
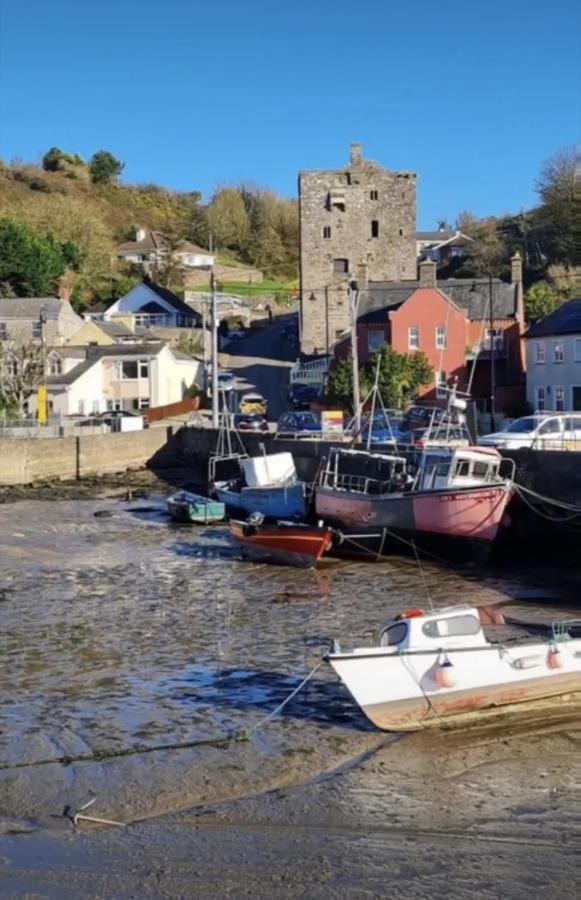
[525,299,581,412]
[0,297,83,347]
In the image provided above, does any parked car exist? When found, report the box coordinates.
[288,383,322,410]
[276,411,322,437]
[239,392,267,415]
[208,371,237,396]
[478,414,581,450]
[233,413,269,433]
[405,425,471,449]
[401,406,445,431]
[346,412,407,445]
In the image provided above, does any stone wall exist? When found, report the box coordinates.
[184,266,264,287]
[299,143,417,354]
[0,429,172,485]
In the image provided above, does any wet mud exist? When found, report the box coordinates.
[0,498,579,898]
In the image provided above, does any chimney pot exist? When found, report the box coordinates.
[511,251,523,285]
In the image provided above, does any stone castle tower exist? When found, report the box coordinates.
[298,143,417,354]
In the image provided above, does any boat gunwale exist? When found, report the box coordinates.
[326,640,581,661]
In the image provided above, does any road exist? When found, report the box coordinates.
[218,316,297,422]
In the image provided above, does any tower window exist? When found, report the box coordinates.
[399,228,404,236]
[333,258,349,275]
[323,226,331,239]
[371,220,379,238]
[370,190,378,201]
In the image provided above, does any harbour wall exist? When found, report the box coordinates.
[0,428,173,485]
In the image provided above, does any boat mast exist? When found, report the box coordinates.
[349,279,362,435]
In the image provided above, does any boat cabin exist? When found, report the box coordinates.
[320,448,409,495]
[415,447,503,492]
[379,606,489,651]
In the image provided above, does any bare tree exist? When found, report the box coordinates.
[0,340,47,416]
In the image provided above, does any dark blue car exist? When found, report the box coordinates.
[288,383,321,409]
[346,412,406,445]
[276,411,322,438]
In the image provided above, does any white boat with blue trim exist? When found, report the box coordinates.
[326,606,581,732]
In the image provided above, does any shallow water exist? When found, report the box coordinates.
[0,498,579,897]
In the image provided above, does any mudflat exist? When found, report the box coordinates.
[0,498,579,898]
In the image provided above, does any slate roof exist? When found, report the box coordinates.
[46,343,166,386]
[140,279,202,322]
[118,229,212,257]
[359,278,518,322]
[97,321,135,338]
[416,231,453,242]
[0,297,65,319]
[525,299,581,338]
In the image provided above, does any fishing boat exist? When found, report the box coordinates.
[230,517,333,568]
[167,490,225,524]
[211,451,307,519]
[315,445,514,562]
[326,605,581,731]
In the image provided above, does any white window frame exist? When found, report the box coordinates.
[485,328,503,352]
[408,326,420,350]
[435,325,447,349]
[48,356,62,375]
[138,360,149,379]
[574,338,581,362]
[554,386,565,412]
[138,397,150,410]
[553,340,564,363]
[436,370,447,399]
[534,341,545,364]
[535,387,546,411]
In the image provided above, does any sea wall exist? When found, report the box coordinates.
[0,428,173,485]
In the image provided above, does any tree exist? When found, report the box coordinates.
[365,346,433,410]
[327,357,363,413]
[42,147,65,172]
[207,187,249,251]
[0,340,47,415]
[536,146,576,266]
[0,218,74,297]
[89,150,124,184]
[525,281,560,323]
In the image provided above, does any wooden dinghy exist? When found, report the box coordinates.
[230,519,334,568]
[167,491,225,524]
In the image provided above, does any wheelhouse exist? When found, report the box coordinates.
[415,447,504,492]
[379,606,489,651]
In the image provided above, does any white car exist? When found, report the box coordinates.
[208,371,237,396]
[478,414,581,450]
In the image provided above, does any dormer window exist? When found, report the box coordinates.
[49,356,62,375]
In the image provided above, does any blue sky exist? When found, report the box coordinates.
[0,0,578,228]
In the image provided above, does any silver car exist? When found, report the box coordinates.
[478,414,581,450]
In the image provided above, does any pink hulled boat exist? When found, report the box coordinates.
[315,446,514,562]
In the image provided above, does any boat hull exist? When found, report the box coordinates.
[167,493,225,524]
[316,483,512,559]
[215,481,306,518]
[230,520,333,568]
[328,640,581,732]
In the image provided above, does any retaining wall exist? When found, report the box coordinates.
[0,428,172,485]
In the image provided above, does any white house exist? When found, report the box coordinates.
[43,342,202,416]
[525,299,581,412]
[100,278,202,330]
[118,228,215,269]
[416,228,473,263]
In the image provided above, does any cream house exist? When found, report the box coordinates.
[117,228,215,269]
[43,343,202,416]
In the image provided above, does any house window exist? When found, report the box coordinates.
[535,341,546,364]
[323,226,331,239]
[0,323,7,340]
[333,258,349,275]
[32,321,42,340]
[370,190,378,201]
[554,386,565,412]
[535,387,546,411]
[408,326,420,350]
[138,397,150,410]
[435,326,447,349]
[371,220,379,238]
[553,340,564,363]
[574,339,581,362]
[436,370,447,399]
[367,330,385,354]
[139,360,149,379]
[49,357,62,375]
[120,360,139,379]
[485,328,503,352]
[3,357,17,376]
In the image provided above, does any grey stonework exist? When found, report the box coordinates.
[299,144,417,354]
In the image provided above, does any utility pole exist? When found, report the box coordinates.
[489,271,495,433]
[349,280,361,434]
[211,268,219,428]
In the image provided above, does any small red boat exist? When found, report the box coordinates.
[230,519,334,568]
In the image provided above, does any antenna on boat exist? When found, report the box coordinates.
[411,540,434,611]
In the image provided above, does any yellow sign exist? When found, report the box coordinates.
[322,410,344,433]
[37,385,48,425]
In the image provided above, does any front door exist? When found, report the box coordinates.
[572,386,581,411]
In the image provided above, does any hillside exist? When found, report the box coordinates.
[0,153,299,308]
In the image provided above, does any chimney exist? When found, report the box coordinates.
[135,226,147,242]
[350,142,363,165]
[356,261,368,289]
[418,258,437,288]
[511,251,523,285]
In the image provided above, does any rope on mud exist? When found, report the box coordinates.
[514,483,581,523]
[337,528,449,566]
[0,663,325,773]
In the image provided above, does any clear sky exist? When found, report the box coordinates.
[0,0,579,228]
